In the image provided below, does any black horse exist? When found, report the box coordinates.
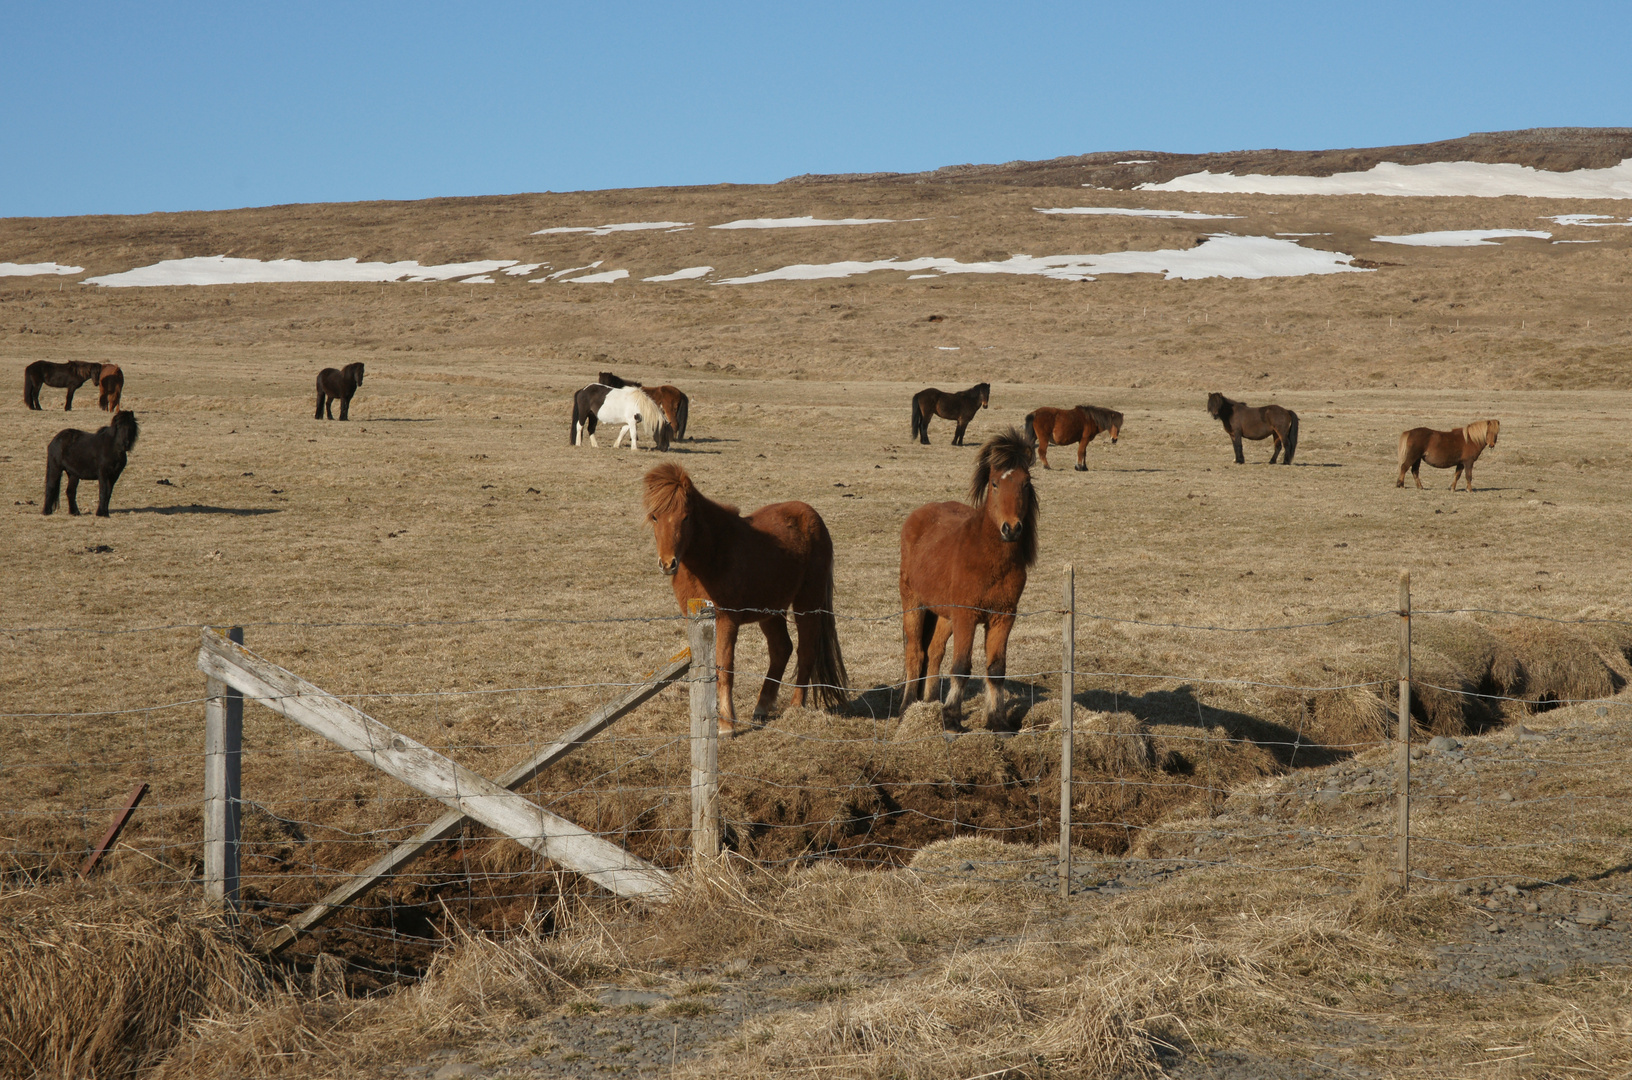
[1207,392,1299,465]
[24,361,104,411]
[315,363,365,420]
[44,411,139,517]
[597,371,638,388]
[911,382,990,445]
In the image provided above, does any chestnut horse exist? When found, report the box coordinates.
[44,411,139,517]
[646,385,690,441]
[911,382,989,446]
[1023,405,1123,470]
[644,464,848,735]
[97,364,124,412]
[1207,392,1298,465]
[1397,419,1499,491]
[315,362,365,420]
[899,428,1038,731]
[23,361,103,411]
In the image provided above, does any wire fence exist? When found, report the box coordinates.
[2,584,1629,985]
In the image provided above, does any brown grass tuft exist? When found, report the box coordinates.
[1501,620,1622,709]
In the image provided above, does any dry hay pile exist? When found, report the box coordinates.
[0,890,265,1080]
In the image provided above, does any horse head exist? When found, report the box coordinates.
[1206,392,1227,419]
[976,383,991,408]
[643,463,694,575]
[971,428,1038,564]
[112,410,140,452]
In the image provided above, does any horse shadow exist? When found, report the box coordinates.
[362,418,437,423]
[116,505,283,516]
[1077,684,1345,770]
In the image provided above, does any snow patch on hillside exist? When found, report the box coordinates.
[643,266,713,282]
[710,216,897,230]
[84,256,519,287]
[1139,159,1632,199]
[533,222,690,236]
[1372,229,1552,247]
[1036,206,1240,220]
[1,262,85,277]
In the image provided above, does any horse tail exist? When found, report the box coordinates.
[1023,412,1038,448]
[569,400,580,445]
[910,394,924,440]
[809,534,850,713]
[1283,410,1299,465]
[675,394,689,440]
[42,445,62,515]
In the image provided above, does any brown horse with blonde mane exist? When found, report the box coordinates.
[1023,404,1122,470]
[1397,420,1499,491]
[1208,392,1299,465]
[97,364,124,412]
[644,464,848,735]
[899,427,1038,731]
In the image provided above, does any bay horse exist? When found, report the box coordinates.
[646,385,690,441]
[1397,419,1499,491]
[97,364,124,412]
[644,463,849,735]
[899,428,1038,731]
[911,382,989,446]
[572,384,670,450]
[315,362,365,420]
[1023,405,1123,470]
[23,361,103,411]
[1207,392,1298,465]
[43,411,140,517]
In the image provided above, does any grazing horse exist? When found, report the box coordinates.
[315,362,365,420]
[911,382,990,446]
[899,428,1038,731]
[645,385,690,441]
[23,361,103,411]
[97,364,124,412]
[1397,420,1499,491]
[572,384,670,450]
[644,463,849,735]
[1023,405,1123,471]
[1207,392,1299,465]
[597,371,639,389]
[43,411,139,517]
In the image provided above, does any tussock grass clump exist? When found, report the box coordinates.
[1500,620,1622,709]
[0,890,265,1080]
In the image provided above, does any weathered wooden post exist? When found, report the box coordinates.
[1059,565,1075,898]
[687,600,721,863]
[204,626,244,908]
[1396,570,1412,892]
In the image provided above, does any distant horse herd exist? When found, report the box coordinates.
[19,353,1501,732]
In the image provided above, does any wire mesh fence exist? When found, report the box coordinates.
[3,581,1629,984]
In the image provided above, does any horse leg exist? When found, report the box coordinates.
[1268,432,1282,464]
[1464,462,1475,492]
[1232,433,1245,464]
[65,476,82,516]
[755,615,794,720]
[714,617,743,737]
[1037,436,1051,470]
[338,391,350,421]
[924,615,955,713]
[982,615,1016,731]
[63,382,76,411]
[96,471,115,517]
[1075,433,1088,472]
[1450,465,1464,492]
[942,614,977,731]
[1412,461,1423,489]
[953,416,969,446]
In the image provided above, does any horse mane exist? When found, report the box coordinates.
[643,463,738,519]
[1081,405,1123,430]
[1207,392,1237,422]
[111,410,139,451]
[969,427,1038,567]
[1464,419,1497,447]
[625,386,670,444]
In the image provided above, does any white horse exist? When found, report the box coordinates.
[586,385,669,451]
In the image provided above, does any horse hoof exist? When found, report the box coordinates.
[717,720,741,738]
[1074,464,1087,472]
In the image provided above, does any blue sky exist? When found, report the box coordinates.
[4,1,1630,218]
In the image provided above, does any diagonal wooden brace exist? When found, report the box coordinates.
[196,629,675,924]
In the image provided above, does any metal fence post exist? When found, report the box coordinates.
[1396,571,1411,893]
[204,626,243,908]
[1059,564,1074,898]
[688,601,721,863]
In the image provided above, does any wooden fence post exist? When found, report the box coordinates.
[204,626,243,908]
[1396,571,1412,892]
[688,600,720,863]
[1060,565,1075,898]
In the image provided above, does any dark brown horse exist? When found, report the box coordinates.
[911,382,989,445]
[899,428,1038,731]
[646,385,690,441]
[645,464,848,735]
[44,411,139,517]
[1023,405,1123,471]
[1397,420,1498,491]
[315,362,365,420]
[23,361,103,410]
[1207,392,1299,465]
[97,364,124,412]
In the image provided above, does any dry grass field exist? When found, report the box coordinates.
[4,138,1632,1077]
